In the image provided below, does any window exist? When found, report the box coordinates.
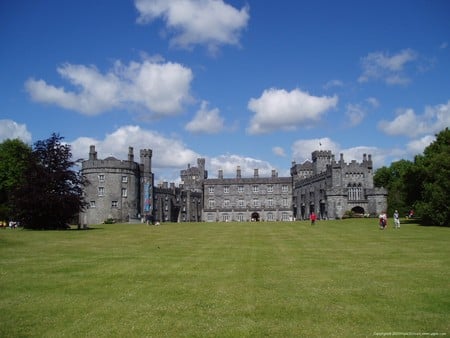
[237,214,244,222]
[208,199,215,208]
[224,199,230,208]
[267,212,274,221]
[222,214,230,222]
[90,201,96,208]
[268,198,273,207]
[98,187,104,196]
[111,201,118,208]
[238,185,244,193]
[238,199,245,208]
[282,185,288,193]
[267,185,273,193]
[253,185,259,193]
[224,186,229,194]
[122,176,128,183]
[121,188,127,197]
[98,174,105,182]
[208,186,215,194]
[207,213,214,222]
[282,212,290,221]
[348,183,363,201]
[253,198,259,207]
[282,198,288,207]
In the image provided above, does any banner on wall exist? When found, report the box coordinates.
[144,182,152,213]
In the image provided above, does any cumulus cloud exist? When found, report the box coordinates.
[209,154,274,178]
[291,138,339,163]
[406,135,436,155]
[185,101,224,134]
[290,137,396,168]
[70,125,200,182]
[358,49,418,85]
[25,59,193,117]
[247,88,338,134]
[135,0,249,53]
[0,119,32,144]
[378,100,450,137]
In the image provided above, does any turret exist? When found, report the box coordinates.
[89,145,97,160]
[312,150,332,175]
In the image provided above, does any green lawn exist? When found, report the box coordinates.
[0,219,449,337]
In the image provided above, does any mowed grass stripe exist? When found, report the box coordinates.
[0,219,448,337]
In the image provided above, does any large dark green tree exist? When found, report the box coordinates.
[10,133,87,229]
[406,128,450,226]
[0,139,32,221]
[374,159,414,216]
[374,128,449,226]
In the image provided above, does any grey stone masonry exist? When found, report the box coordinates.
[203,166,294,222]
[291,150,387,220]
[80,146,153,225]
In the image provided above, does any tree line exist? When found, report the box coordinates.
[0,129,448,229]
[374,128,449,226]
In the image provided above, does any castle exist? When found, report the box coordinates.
[79,146,387,225]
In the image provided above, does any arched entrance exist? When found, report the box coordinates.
[351,206,365,216]
[251,212,260,221]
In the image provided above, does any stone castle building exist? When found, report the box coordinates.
[202,167,293,222]
[80,145,153,225]
[290,150,387,219]
[80,146,387,225]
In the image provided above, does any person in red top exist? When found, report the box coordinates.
[310,212,317,225]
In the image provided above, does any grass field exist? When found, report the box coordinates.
[0,219,449,337]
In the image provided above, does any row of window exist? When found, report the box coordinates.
[348,187,363,201]
[89,200,120,208]
[98,174,129,183]
[97,187,128,197]
[207,184,290,194]
[207,197,290,209]
[345,172,365,178]
[206,212,291,222]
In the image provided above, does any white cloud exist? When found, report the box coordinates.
[291,138,339,163]
[0,119,32,144]
[378,100,450,137]
[185,101,224,134]
[439,42,448,49]
[209,154,274,178]
[135,0,249,53]
[70,125,200,182]
[358,49,418,85]
[25,59,193,117]
[272,146,286,157]
[247,88,338,134]
[406,135,436,155]
[290,138,394,169]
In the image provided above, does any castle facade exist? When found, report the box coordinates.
[80,146,387,225]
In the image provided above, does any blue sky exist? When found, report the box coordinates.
[1,0,449,183]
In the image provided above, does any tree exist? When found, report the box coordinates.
[10,133,87,229]
[406,128,450,226]
[0,139,32,221]
[374,159,414,216]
